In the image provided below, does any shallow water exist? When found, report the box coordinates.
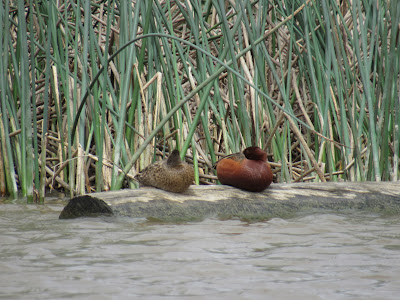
[1,199,400,300]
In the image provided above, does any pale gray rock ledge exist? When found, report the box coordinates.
[59,182,400,221]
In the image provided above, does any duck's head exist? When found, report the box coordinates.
[243,146,267,161]
[167,149,182,167]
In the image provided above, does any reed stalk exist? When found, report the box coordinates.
[1,0,399,201]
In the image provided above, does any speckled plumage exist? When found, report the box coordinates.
[135,150,194,193]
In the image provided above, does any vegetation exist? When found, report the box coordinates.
[1,0,399,203]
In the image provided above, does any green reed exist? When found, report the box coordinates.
[1,0,399,202]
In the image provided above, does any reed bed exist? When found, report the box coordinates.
[1,0,399,203]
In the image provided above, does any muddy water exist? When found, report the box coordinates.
[1,199,399,299]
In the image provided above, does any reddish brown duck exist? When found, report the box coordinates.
[135,150,194,193]
[216,146,273,192]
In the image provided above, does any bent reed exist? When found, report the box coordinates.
[1,0,399,203]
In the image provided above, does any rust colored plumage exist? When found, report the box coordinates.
[216,146,273,192]
[135,150,194,193]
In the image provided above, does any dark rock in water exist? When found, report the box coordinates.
[59,195,114,219]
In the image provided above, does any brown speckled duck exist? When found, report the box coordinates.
[216,146,273,192]
[134,150,194,193]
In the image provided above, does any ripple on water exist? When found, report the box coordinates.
[0,204,399,299]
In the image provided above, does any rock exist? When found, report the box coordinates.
[59,182,400,222]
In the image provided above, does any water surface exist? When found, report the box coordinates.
[1,199,399,299]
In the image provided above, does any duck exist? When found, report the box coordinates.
[134,149,194,193]
[216,146,273,192]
